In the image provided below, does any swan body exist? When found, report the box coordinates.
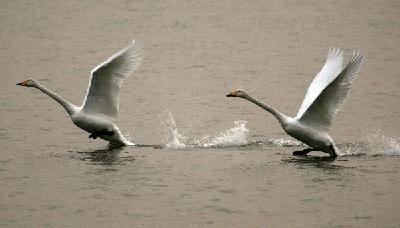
[17,40,142,146]
[227,47,364,157]
[71,110,131,145]
[283,117,336,154]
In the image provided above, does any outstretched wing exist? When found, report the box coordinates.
[296,49,364,130]
[295,47,344,120]
[81,40,142,120]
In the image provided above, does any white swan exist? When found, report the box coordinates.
[226,47,364,157]
[17,40,142,146]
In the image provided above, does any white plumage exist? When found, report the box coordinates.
[297,49,363,130]
[227,47,364,157]
[17,40,142,146]
[82,40,142,120]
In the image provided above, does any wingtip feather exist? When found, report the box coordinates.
[351,49,364,62]
[326,46,343,64]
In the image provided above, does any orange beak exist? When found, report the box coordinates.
[16,80,28,86]
[226,91,237,97]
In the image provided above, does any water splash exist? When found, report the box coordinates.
[198,120,249,147]
[338,130,400,156]
[161,111,249,148]
[161,110,186,149]
[160,111,400,156]
[270,138,304,147]
[124,133,136,146]
[165,129,186,149]
[366,130,400,156]
[337,142,365,156]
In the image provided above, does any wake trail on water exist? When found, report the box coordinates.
[159,111,400,156]
[160,110,302,149]
[161,110,249,149]
[338,130,400,156]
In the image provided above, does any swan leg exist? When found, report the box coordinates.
[293,148,313,156]
[293,146,338,157]
[328,145,338,158]
[89,130,114,139]
[313,145,338,157]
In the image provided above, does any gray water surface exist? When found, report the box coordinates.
[1,0,400,227]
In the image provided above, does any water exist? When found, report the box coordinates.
[1,0,400,227]
[162,110,250,148]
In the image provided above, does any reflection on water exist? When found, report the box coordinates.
[282,155,346,171]
[74,146,133,166]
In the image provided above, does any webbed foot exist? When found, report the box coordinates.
[293,148,313,156]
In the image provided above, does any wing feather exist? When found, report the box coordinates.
[295,47,344,119]
[297,49,364,130]
[81,40,142,119]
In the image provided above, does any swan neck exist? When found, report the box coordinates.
[34,82,75,115]
[244,94,287,123]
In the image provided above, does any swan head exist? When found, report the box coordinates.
[226,89,248,98]
[16,78,37,87]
